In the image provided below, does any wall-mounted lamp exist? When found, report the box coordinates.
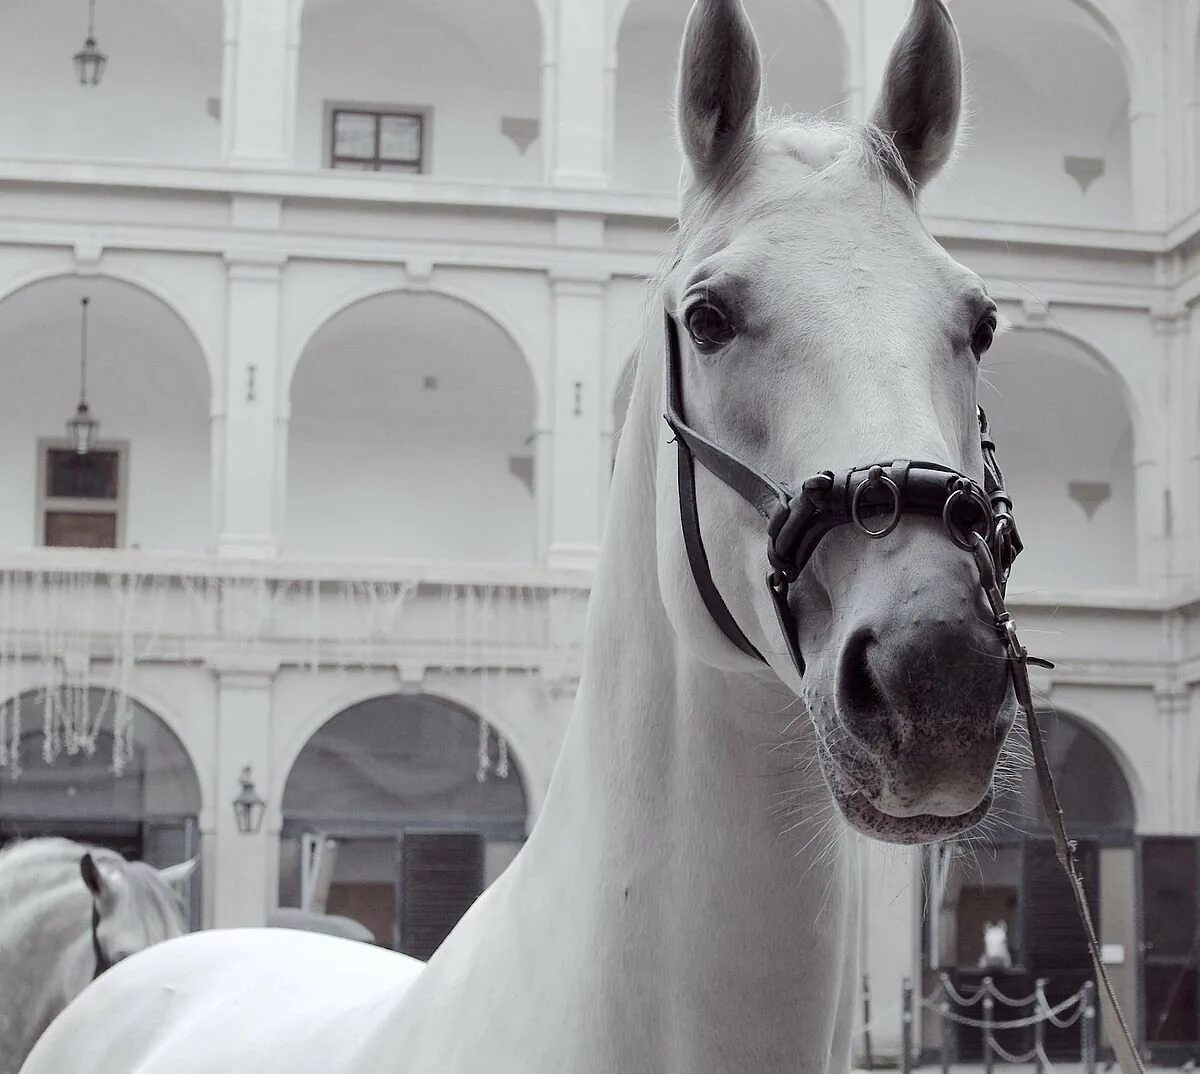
[232,765,266,834]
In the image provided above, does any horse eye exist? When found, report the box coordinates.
[971,312,997,359]
[685,302,736,353]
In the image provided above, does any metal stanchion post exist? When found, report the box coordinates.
[1082,981,1097,1074]
[1034,979,1047,1074]
[982,978,995,1074]
[940,998,951,1074]
[862,974,874,1072]
[901,977,913,1074]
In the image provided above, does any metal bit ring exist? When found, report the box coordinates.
[851,466,902,539]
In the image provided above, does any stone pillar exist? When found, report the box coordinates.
[545,261,609,569]
[1146,310,1189,586]
[211,659,277,929]
[221,0,301,167]
[551,0,608,186]
[215,252,286,558]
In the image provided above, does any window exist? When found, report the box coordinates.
[37,440,126,548]
[328,106,426,173]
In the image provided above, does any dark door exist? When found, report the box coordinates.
[399,831,484,961]
[1024,838,1099,1057]
[1142,838,1199,1063]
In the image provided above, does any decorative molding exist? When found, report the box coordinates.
[501,117,540,156]
[397,660,426,695]
[73,240,103,275]
[1063,155,1106,194]
[405,257,435,286]
[1068,481,1112,520]
[1149,306,1189,336]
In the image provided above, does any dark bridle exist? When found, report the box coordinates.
[90,898,112,980]
[661,307,1144,1073]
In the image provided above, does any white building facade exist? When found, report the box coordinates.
[2,0,1200,1062]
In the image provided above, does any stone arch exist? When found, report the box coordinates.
[608,0,849,192]
[997,707,1141,835]
[982,321,1139,590]
[276,690,530,948]
[0,685,204,823]
[285,287,539,560]
[0,268,218,388]
[284,282,545,420]
[0,0,223,165]
[934,0,1137,224]
[0,273,214,551]
[294,0,546,180]
[274,683,540,821]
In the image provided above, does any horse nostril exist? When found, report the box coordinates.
[837,628,902,758]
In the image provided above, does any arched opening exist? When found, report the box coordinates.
[923,712,1136,1059]
[0,276,212,552]
[980,327,1136,592]
[0,686,201,922]
[611,0,846,193]
[286,291,537,561]
[930,0,1133,225]
[0,0,222,164]
[296,0,544,181]
[278,693,527,954]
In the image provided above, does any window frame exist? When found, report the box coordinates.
[36,437,128,549]
[324,101,431,174]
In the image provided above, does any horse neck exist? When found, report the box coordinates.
[0,881,92,1071]
[520,369,861,1070]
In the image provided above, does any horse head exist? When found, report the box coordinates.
[657,0,1016,845]
[80,851,196,974]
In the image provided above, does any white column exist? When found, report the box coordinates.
[551,0,608,186]
[211,660,277,929]
[222,0,301,167]
[1130,109,1169,230]
[545,264,609,569]
[1158,309,1196,584]
[216,254,285,558]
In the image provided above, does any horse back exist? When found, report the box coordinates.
[21,928,424,1074]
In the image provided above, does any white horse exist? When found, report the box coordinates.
[24,2,1019,1071]
[0,838,195,1074]
[979,921,1013,969]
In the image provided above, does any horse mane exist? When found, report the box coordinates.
[0,837,186,933]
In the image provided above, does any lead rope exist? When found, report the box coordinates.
[970,534,1144,1074]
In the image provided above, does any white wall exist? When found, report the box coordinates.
[297,0,543,180]
[612,0,845,192]
[285,290,537,561]
[0,0,221,165]
[0,276,211,551]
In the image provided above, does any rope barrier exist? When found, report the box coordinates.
[987,1036,1040,1065]
[920,990,1083,1030]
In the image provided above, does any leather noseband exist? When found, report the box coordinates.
[662,309,1022,676]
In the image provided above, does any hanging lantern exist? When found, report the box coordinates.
[232,766,266,835]
[66,297,100,455]
[67,402,99,456]
[73,0,107,86]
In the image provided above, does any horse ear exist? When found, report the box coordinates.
[676,0,762,182]
[871,0,963,190]
[80,853,107,899]
[158,857,199,894]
